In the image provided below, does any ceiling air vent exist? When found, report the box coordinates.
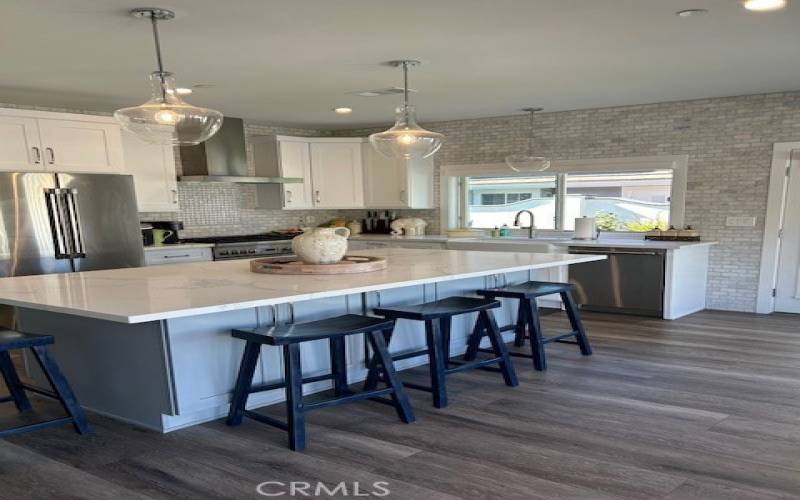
[347,87,417,97]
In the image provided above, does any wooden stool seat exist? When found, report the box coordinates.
[476,281,592,371]
[0,329,90,438]
[374,296,500,321]
[478,281,574,299]
[368,296,518,408]
[232,314,394,345]
[228,314,414,451]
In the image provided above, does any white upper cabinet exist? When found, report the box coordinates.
[278,139,314,209]
[363,143,434,209]
[0,115,43,171]
[0,109,125,174]
[254,136,314,210]
[257,136,365,210]
[122,129,179,212]
[310,140,364,209]
[37,118,124,173]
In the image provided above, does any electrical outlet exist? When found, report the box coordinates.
[304,215,316,225]
[725,216,756,227]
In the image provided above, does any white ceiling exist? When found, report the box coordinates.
[1,0,798,129]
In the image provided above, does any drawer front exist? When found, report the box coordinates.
[144,247,213,266]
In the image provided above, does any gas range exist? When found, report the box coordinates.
[181,232,299,261]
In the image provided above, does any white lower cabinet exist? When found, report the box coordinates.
[122,130,179,212]
[144,247,213,266]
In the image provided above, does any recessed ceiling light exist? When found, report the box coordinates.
[676,8,709,17]
[175,88,193,95]
[333,107,353,115]
[742,0,787,11]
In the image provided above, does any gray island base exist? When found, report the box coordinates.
[0,249,605,432]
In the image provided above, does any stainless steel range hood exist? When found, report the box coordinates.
[178,117,303,184]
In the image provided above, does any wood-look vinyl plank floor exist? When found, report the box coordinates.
[1,310,799,499]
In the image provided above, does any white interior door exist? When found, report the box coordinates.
[0,116,43,171]
[37,118,124,173]
[775,154,800,313]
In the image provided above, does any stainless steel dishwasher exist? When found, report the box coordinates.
[567,246,666,317]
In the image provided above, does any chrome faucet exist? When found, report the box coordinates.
[513,210,536,239]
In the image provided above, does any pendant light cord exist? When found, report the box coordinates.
[150,15,167,100]
[528,109,535,156]
[402,61,410,121]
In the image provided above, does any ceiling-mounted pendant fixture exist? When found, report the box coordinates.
[369,60,444,160]
[505,107,550,172]
[114,8,223,146]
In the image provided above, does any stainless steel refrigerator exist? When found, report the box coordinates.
[0,172,144,326]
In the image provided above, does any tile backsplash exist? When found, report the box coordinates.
[139,181,438,238]
[139,120,439,237]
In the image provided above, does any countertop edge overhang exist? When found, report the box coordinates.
[0,249,606,324]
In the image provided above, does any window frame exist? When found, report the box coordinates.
[440,155,688,233]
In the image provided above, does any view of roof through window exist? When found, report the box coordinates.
[466,170,673,231]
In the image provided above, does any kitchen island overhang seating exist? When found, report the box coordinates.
[0,248,605,432]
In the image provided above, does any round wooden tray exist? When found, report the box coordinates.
[250,255,388,275]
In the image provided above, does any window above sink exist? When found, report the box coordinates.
[443,155,687,234]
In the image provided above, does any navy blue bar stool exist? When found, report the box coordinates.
[227,314,415,451]
[367,296,518,409]
[0,329,90,437]
[476,281,592,371]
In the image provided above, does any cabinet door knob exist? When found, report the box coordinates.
[400,189,407,202]
[285,189,293,204]
[315,190,321,204]
[171,189,179,204]
[45,147,55,164]
[31,146,41,164]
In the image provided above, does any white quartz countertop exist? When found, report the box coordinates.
[143,243,215,251]
[549,239,717,250]
[0,248,604,324]
[349,234,451,242]
[352,233,717,250]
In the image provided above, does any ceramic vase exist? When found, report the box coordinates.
[291,227,351,264]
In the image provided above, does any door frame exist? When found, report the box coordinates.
[756,142,799,314]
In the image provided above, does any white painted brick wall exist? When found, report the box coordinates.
[338,92,800,313]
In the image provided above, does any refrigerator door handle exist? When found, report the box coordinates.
[63,188,86,258]
[44,189,70,259]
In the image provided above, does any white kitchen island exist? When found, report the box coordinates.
[0,248,604,432]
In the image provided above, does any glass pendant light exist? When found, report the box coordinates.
[114,8,223,146]
[505,107,550,172]
[369,60,444,160]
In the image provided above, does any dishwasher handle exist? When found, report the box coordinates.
[568,248,663,256]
